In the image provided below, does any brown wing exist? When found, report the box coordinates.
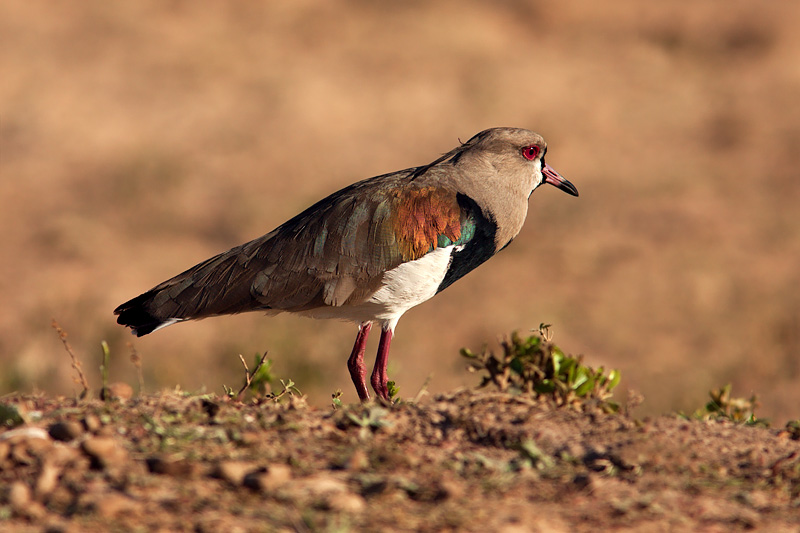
[249,182,466,310]
[114,171,470,335]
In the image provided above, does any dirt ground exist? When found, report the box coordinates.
[2,388,800,532]
[2,1,800,424]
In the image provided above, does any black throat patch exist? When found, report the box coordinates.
[437,193,499,294]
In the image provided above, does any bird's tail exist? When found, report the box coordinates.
[114,290,182,337]
[114,246,264,337]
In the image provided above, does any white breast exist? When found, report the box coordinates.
[296,245,458,330]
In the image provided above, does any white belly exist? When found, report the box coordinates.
[296,245,457,329]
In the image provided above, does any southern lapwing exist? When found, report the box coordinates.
[114,127,578,401]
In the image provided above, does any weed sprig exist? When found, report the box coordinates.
[461,325,621,412]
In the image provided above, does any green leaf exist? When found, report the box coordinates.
[0,403,25,428]
[574,374,595,397]
[607,370,621,391]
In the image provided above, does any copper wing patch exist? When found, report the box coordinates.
[386,187,463,262]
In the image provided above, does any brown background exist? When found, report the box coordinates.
[2,1,799,421]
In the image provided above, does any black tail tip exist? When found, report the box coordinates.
[114,301,165,337]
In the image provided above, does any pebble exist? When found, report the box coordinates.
[82,414,102,433]
[346,448,368,470]
[243,464,292,492]
[146,454,196,477]
[35,461,62,499]
[92,493,140,518]
[302,475,348,496]
[81,436,127,469]
[9,480,31,507]
[9,480,46,519]
[326,491,366,513]
[212,460,255,486]
[100,382,134,402]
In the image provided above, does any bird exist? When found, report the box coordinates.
[114,127,578,401]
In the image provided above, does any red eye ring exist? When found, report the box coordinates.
[521,145,540,161]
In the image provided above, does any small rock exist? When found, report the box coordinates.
[439,477,465,500]
[9,480,31,507]
[237,431,260,446]
[326,492,366,513]
[42,519,75,533]
[100,382,134,402]
[146,455,196,477]
[26,435,54,457]
[46,485,75,511]
[92,493,139,518]
[305,475,348,496]
[9,481,46,519]
[212,461,255,486]
[35,460,62,499]
[346,448,368,470]
[82,414,102,433]
[49,443,82,465]
[82,436,127,469]
[0,441,10,463]
[243,464,292,492]
[48,421,84,442]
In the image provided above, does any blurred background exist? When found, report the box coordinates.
[2,1,799,421]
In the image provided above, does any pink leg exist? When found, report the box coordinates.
[370,326,393,401]
[347,322,372,401]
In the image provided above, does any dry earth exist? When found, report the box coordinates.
[2,1,800,423]
[2,389,800,532]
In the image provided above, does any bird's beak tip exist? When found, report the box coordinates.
[542,163,579,197]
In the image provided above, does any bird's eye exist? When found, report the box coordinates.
[521,145,540,161]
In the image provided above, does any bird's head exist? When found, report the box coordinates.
[459,128,578,198]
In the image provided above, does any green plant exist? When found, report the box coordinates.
[225,352,278,401]
[692,384,766,426]
[387,380,399,401]
[784,420,800,440]
[247,353,275,394]
[512,439,554,471]
[0,403,25,428]
[461,325,621,412]
[331,390,344,409]
[344,406,393,440]
[99,340,111,401]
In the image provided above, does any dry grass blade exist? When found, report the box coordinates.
[235,351,270,401]
[51,319,90,399]
[128,342,145,395]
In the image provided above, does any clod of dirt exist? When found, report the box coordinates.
[211,460,257,486]
[242,463,292,492]
[34,461,62,499]
[146,454,197,477]
[326,491,366,513]
[82,414,102,433]
[100,383,134,402]
[84,492,141,519]
[9,480,46,519]
[81,436,127,470]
